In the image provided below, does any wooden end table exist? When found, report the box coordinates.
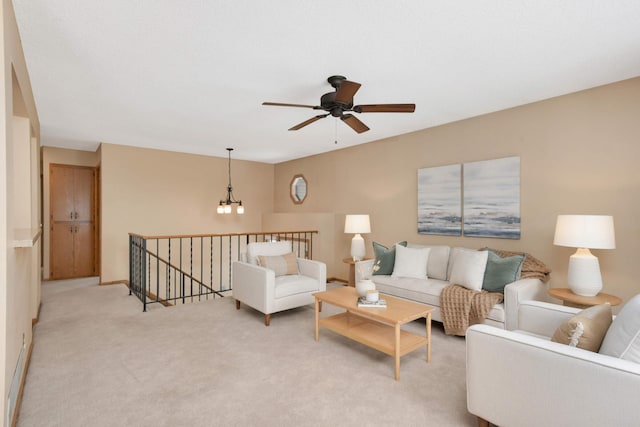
[548,288,622,309]
[342,257,372,286]
[313,286,434,381]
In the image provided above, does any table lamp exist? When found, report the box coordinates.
[344,214,371,261]
[553,214,615,296]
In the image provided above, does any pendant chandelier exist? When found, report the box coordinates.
[217,148,244,214]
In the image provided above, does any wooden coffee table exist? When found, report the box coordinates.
[313,286,434,380]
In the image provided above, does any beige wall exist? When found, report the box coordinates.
[262,213,340,278]
[1,0,41,425]
[100,143,274,282]
[274,77,640,308]
[41,147,99,279]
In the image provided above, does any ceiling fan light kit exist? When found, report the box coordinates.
[263,75,415,134]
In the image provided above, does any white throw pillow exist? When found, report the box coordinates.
[407,244,450,280]
[599,294,640,363]
[391,244,430,279]
[448,249,488,291]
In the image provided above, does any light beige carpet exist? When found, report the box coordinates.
[18,280,476,426]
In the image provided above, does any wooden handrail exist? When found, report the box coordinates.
[128,230,318,240]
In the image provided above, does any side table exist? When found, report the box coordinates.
[548,288,622,309]
[342,257,372,286]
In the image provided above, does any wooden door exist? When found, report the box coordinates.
[50,164,98,279]
[50,223,75,278]
[50,166,75,222]
[73,168,94,222]
[74,223,95,277]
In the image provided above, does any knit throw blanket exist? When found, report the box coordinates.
[440,249,552,336]
[440,285,503,336]
[489,248,552,283]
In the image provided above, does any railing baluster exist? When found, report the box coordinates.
[219,236,223,293]
[156,239,160,303]
[168,239,172,302]
[210,236,213,297]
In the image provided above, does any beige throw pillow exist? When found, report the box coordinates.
[551,303,613,352]
[257,252,299,276]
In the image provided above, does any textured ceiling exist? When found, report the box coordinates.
[12,1,640,163]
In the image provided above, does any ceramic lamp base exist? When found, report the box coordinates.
[567,248,603,297]
[351,233,365,261]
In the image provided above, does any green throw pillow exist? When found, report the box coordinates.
[372,241,408,275]
[482,249,524,293]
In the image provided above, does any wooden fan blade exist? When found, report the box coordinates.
[335,80,361,104]
[341,114,370,134]
[263,102,317,109]
[288,114,329,131]
[353,104,416,113]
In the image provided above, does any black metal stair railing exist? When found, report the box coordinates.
[128,230,318,311]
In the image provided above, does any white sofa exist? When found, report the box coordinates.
[466,299,640,426]
[233,241,327,326]
[355,245,548,330]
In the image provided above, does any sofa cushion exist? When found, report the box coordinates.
[258,252,299,276]
[392,245,430,279]
[551,303,612,352]
[373,275,447,307]
[600,294,640,362]
[372,241,407,275]
[247,241,292,265]
[371,274,506,324]
[274,274,319,299]
[482,250,524,293]
[448,249,488,291]
[407,244,450,280]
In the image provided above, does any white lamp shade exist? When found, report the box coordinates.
[553,215,615,249]
[344,215,371,234]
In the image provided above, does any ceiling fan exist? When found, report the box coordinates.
[262,75,415,134]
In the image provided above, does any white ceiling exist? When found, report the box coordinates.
[12,1,640,163]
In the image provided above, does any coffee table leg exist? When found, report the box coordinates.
[395,323,401,381]
[426,312,431,363]
[315,297,319,342]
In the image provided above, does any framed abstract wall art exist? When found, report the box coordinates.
[418,164,462,236]
[463,156,521,239]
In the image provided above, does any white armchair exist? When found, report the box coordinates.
[232,241,326,326]
[466,299,640,427]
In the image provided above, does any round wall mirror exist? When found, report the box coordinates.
[290,174,308,204]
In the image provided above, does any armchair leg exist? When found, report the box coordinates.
[235,300,240,310]
[265,314,271,326]
[477,417,489,427]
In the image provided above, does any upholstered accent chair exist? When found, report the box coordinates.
[232,241,326,326]
[466,298,640,426]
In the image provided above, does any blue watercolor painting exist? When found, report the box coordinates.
[463,156,521,239]
[418,164,462,236]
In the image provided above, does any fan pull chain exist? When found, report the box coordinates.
[334,118,338,144]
